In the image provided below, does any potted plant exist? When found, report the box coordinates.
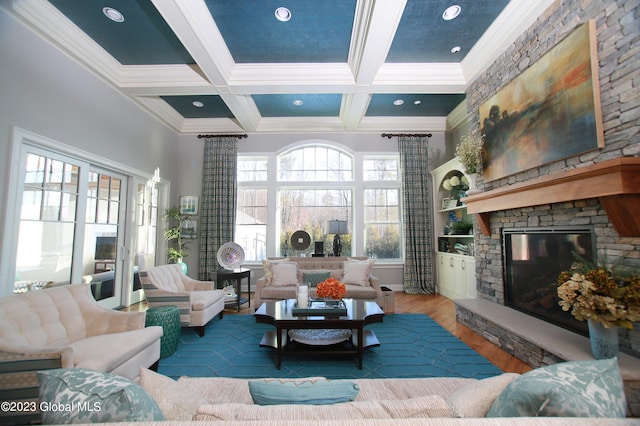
[455,134,484,194]
[162,206,194,273]
[557,259,640,359]
[450,221,473,235]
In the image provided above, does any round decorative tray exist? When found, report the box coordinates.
[291,230,311,251]
[216,242,245,270]
[288,329,352,346]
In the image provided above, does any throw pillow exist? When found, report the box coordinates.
[303,271,331,287]
[248,378,359,405]
[37,368,164,424]
[486,358,626,417]
[139,368,208,420]
[269,262,299,286]
[446,373,520,418]
[342,259,374,286]
[195,395,450,420]
[262,258,290,285]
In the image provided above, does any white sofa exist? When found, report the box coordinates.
[255,257,384,309]
[31,358,636,424]
[0,283,162,424]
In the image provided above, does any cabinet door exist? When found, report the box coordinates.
[460,257,477,298]
[437,254,459,299]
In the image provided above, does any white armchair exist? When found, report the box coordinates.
[140,264,226,336]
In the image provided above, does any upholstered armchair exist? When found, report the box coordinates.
[140,264,226,336]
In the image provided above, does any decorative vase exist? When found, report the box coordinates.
[466,173,481,195]
[587,319,619,359]
[177,259,188,275]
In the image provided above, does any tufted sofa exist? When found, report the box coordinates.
[254,257,383,309]
[0,283,162,424]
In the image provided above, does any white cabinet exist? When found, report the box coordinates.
[431,158,477,299]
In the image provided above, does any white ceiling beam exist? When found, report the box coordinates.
[150,0,234,86]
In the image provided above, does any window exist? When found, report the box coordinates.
[236,145,402,261]
[363,157,401,259]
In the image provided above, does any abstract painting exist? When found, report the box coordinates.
[480,20,603,182]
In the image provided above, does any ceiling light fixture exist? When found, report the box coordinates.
[293,99,303,106]
[442,5,461,21]
[275,7,291,22]
[103,7,124,23]
[451,46,461,54]
[393,99,404,106]
[414,100,422,105]
[192,101,204,108]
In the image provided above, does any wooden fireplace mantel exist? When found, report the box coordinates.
[462,157,640,237]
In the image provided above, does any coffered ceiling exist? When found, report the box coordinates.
[7,0,552,134]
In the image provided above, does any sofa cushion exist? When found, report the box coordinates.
[194,395,451,420]
[249,378,359,405]
[270,262,299,286]
[69,327,163,372]
[486,358,626,418]
[262,258,290,285]
[302,271,331,287]
[190,289,225,311]
[343,258,374,286]
[139,368,208,420]
[446,373,520,418]
[37,368,164,424]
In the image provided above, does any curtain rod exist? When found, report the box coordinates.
[198,134,248,139]
[381,133,432,139]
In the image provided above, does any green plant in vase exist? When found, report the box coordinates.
[162,206,194,273]
[450,221,473,235]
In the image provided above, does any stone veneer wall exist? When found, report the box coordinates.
[462,0,640,358]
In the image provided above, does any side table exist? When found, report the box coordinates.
[216,268,251,312]
[145,305,180,359]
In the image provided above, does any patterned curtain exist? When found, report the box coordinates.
[198,137,238,280]
[398,136,435,294]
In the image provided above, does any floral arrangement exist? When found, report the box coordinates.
[316,278,347,300]
[442,174,469,200]
[454,134,484,174]
[557,261,640,329]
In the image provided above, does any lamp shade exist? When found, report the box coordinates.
[328,220,348,234]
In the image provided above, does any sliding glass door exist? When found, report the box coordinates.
[5,133,159,308]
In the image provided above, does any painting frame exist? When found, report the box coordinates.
[479,20,604,182]
[179,195,198,215]
[441,197,451,210]
[181,217,197,239]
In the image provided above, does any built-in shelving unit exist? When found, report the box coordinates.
[431,158,477,300]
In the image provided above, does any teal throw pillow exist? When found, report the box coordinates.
[486,358,626,418]
[249,378,359,405]
[303,271,331,287]
[37,368,165,424]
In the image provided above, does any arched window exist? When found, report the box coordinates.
[236,143,402,261]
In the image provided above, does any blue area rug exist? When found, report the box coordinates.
[157,313,502,380]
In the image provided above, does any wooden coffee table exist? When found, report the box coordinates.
[254,298,384,369]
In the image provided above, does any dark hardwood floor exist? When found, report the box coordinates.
[129,291,532,374]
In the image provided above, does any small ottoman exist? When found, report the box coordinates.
[145,305,180,358]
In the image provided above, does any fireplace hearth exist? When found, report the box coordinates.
[503,227,596,336]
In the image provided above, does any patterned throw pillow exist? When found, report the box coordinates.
[37,368,164,424]
[248,378,359,405]
[303,271,331,287]
[486,358,626,417]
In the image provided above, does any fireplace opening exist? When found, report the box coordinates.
[502,227,596,336]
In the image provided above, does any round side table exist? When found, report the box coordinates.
[145,305,180,358]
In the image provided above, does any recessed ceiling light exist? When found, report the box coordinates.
[275,7,291,22]
[451,46,461,54]
[393,99,404,106]
[293,99,303,106]
[442,5,461,21]
[192,101,204,108]
[103,7,124,23]
[414,100,422,105]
